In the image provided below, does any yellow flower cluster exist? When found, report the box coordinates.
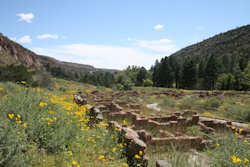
[40,102,48,107]
[231,155,241,163]
[72,160,80,167]
[122,162,128,167]
[8,113,14,119]
[231,126,244,136]
[41,116,57,126]
[8,113,28,128]
[17,81,27,85]
[231,155,249,164]
[134,154,140,159]
[98,155,105,161]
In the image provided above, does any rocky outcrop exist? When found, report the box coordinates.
[0,34,41,67]
[73,92,87,106]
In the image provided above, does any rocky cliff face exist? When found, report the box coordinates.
[0,34,41,68]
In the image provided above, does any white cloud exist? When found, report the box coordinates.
[32,44,167,70]
[127,37,136,41]
[154,24,164,30]
[128,38,178,53]
[17,13,34,23]
[10,37,17,41]
[18,35,32,43]
[37,34,59,39]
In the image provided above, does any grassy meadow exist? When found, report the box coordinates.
[0,79,249,167]
[0,80,127,167]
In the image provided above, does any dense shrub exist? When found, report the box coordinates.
[202,97,222,109]
[0,65,33,83]
[224,105,250,122]
[143,79,153,87]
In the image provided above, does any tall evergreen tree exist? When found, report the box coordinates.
[136,67,147,86]
[181,57,197,89]
[204,55,219,90]
[169,56,180,88]
[158,57,174,87]
[152,60,160,86]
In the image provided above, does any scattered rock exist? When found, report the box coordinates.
[73,92,87,106]
[156,160,172,167]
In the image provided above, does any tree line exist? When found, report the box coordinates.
[41,55,250,91]
[151,55,250,91]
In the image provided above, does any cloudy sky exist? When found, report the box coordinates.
[1,0,250,69]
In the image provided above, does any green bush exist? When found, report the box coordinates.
[0,65,33,83]
[203,97,222,109]
[216,73,235,90]
[143,79,153,87]
[116,79,134,91]
[32,70,54,89]
[224,105,250,122]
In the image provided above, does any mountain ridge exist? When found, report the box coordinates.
[170,24,250,64]
[0,33,119,75]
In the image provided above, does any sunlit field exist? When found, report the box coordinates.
[0,79,249,167]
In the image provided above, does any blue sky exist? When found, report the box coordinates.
[1,0,250,69]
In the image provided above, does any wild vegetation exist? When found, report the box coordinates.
[0,78,249,167]
[0,81,128,167]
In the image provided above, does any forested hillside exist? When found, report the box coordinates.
[151,25,250,90]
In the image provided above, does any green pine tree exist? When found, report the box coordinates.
[181,57,197,89]
[204,55,219,90]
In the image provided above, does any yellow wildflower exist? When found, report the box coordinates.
[40,102,48,107]
[231,155,241,163]
[139,151,143,155]
[17,114,21,118]
[122,162,128,167]
[8,113,14,119]
[123,120,127,125]
[68,151,73,156]
[72,161,77,165]
[16,120,22,124]
[23,123,27,128]
[112,148,116,153]
[244,158,249,163]
[231,126,236,130]
[216,143,220,147]
[0,88,3,91]
[20,81,27,84]
[98,155,105,160]
[135,154,140,159]
[239,128,243,134]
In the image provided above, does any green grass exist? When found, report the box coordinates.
[1,80,249,167]
[0,81,126,167]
